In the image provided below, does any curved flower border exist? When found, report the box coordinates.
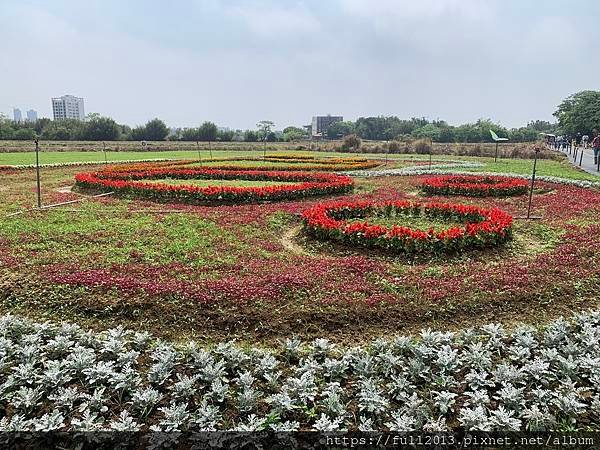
[302,199,513,254]
[0,158,178,172]
[347,163,600,189]
[421,175,529,197]
[75,168,354,204]
[102,157,380,173]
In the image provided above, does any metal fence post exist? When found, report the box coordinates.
[34,139,42,208]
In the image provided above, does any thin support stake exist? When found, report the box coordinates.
[579,149,584,166]
[494,142,498,163]
[527,149,539,219]
[34,139,41,208]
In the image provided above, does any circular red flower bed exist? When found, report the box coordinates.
[421,175,529,197]
[302,199,513,254]
[75,167,354,204]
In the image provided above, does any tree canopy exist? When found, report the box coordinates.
[198,121,218,141]
[142,118,169,140]
[256,120,275,141]
[554,90,600,136]
[80,115,120,140]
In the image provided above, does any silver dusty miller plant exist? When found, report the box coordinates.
[0,311,599,431]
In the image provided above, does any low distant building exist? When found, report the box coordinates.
[311,115,343,138]
[52,95,85,120]
[13,108,22,122]
[26,109,38,122]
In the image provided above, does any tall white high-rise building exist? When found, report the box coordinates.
[26,109,38,122]
[13,108,22,122]
[52,95,85,120]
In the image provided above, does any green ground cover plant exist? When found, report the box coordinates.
[1,156,598,344]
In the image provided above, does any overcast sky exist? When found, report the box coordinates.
[1,0,599,130]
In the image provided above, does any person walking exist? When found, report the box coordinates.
[592,130,600,166]
[582,134,589,149]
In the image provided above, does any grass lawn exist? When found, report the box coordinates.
[0,150,256,166]
[348,213,464,232]
[461,157,600,181]
[2,149,597,182]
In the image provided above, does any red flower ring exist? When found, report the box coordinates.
[302,199,513,255]
[75,167,354,205]
[421,175,529,197]
[104,157,379,173]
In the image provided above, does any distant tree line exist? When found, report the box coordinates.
[0,114,290,143]
[8,90,599,144]
[326,117,556,143]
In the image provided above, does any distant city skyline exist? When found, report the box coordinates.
[13,108,22,122]
[11,107,38,123]
[26,109,38,122]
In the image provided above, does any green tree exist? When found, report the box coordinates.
[218,130,234,141]
[33,118,51,134]
[198,121,218,141]
[81,115,120,140]
[244,130,258,142]
[41,120,83,140]
[0,115,14,139]
[326,121,354,139]
[509,127,538,142]
[143,118,169,140]
[256,120,275,141]
[181,128,200,141]
[130,126,147,141]
[265,131,278,142]
[526,120,556,133]
[554,90,600,135]
[119,124,132,140]
[453,123,480,143]
[411,123,442,141]
[13,128,36,140]
[282,126,306,141]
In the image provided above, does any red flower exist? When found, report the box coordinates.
[421,175,529,197]
[302,199,513,254]
[75,167,354,204]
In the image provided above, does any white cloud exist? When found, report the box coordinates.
[339,0,495,22]
[1,0,598,129]
[226,3,321,38]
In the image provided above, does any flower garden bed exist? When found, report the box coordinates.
[105,157,381,173]
[74,167,354,204]
[421,175,529,197]
[302,200,513,255]
[2,168,600,344]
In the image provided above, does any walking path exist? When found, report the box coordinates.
[559,146,600,176]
